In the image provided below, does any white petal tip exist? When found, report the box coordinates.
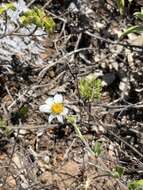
[48,115,55,123]
[57,115,64,123]
[54,94,63,103]
[39,105,50,113]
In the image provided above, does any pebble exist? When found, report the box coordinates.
[102,73,116,86]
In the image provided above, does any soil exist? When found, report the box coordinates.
[0,0,143,190]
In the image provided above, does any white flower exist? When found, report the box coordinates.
[39,94,68,123]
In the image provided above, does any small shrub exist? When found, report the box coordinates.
[128,179,143,190]
[79,74,102,102]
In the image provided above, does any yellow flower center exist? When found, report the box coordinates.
[51,103,64,114]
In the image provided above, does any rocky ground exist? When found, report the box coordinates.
[0,0,143,189]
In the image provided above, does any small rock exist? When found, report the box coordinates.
[86,71,103,80]
[91,125,98,133]
[102,73,116,86]
[94,55,100,62]
[91,125,105,134]
[119,77,128,91]
[128,33,137,41]
[43,155,50,164]
[119,77,130,97]
[40,171,53,184]
[6,176,16,188]
[101,62,106,69]
[14,129,29,138]
[130,35,143,47]
[95,22,105,29]
[68,2,79,12]
[37,129,44,137]
[112,62,118,71]
[85,7,93,15]
[127,53,134,68]
[98,125,105,133]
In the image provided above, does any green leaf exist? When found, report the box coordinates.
[4,127,13,137]
[0,3,15,14]
[43,17,55,32]
[115,166,124,177]
[79,74,102,101]
[20,15,30,25]
[112,166,124,178]
[34,7,45,18]
[33,15,42,27]
[0,118,6,129]
[19,105,28,119]
[66,115,77,125]
[0,118,13,137]
[134,8,143,20]
[120,25,143,39]
[92,141,102,157]
[117,0,125,15]
[128,179,143,190]
[5,3,15,10]
[95,79,102,100]
[0,7,5,14]
[20,8,55,32]
[134,13,143,20]
[74,125,85,142]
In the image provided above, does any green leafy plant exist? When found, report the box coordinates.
[120,7,143,38]
[111,165,125,178]
[0,118,13,137]
[19,105,29,120]
[0,1,55,35]
[0,3,15,14]
[66,115,85,142]
[67,115,96,156]
[11,105,29,125]
[0,118,6,129]
[92,141,102,157]
[134,7,143,20]
[20,7,55,32]
[117,0,125,15]
[120,25,143,39]
[117,0,133,15]
[79,74,102,101]
[128,179,143,190]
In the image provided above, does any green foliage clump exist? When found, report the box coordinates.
[117,0,133,15]
[11,105,29,125]
[120,25,143,39]
[0,3,15,14]
[117,0,125,15]
[20,7,55,32]
[0,118,13,137]
[19,105,29,119]
[0,2,55,33]
[120,8,143,38]
[112,165,125,178]
[128,179,143,190]
[0,118,6,129]
[134,7,143,20]
[79,74,102,101]
[92,141,102,157]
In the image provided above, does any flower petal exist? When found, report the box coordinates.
[57,115,64,123]
[39,104,51,113]
[48,114,55,123]
[45,97,54,106]
[62,107,68,115]
[54,94,63,103]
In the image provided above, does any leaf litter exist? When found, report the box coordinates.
[0,0,143,190]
